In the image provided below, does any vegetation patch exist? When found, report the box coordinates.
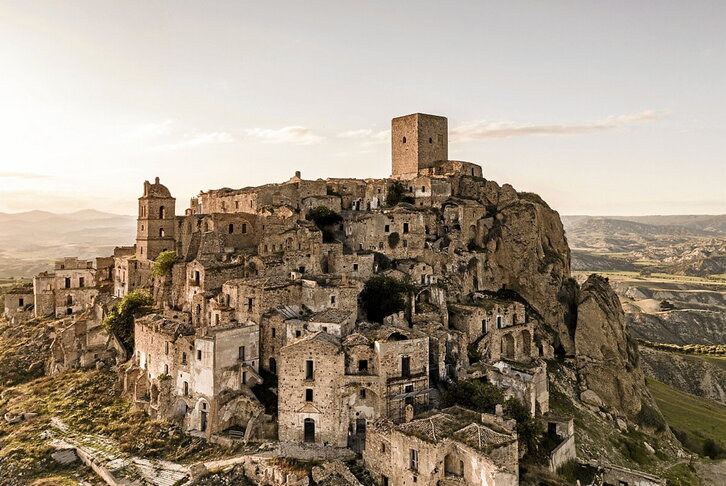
[0,317,52,388]
[636,403,667,432]
[360,275,412,322]
[306,206,342,243]
[102,290,154,350]
[661,462,701,486]
[152,250,178,277]
[385,181,414,206]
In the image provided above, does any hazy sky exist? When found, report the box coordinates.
[0,1,724,216]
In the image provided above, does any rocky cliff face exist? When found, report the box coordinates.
[467,182,656,418]
[478,186,575,354]
[574,274,649,418]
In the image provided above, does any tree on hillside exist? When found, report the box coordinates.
[360,275,412,322]
[385,181,414,206]
[152,250,178,277]
[103,290,154,350]
[306,206,343,243]
[440,380,505,413]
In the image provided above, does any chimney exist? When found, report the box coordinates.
[295,171,301,179]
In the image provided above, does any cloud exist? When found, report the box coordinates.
[133,119,175,137]
[337,128,389,144]
[244,126,324,145]
[150,131,235,151]
[451,109,671,141]
[0,171,49,179]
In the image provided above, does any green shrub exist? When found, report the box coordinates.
[557,460,598,484]
[372,252,391,272]
[385,181,406,207]
[388,232,400,249]
[360,275,411,322]
[636,403,666,431]
[703,438,726,459]
[307,206,342,228]
[616,432,654,466]
[152,250,178,277]
[103,290,154,350]
[505,397,545,463]
[307,206,342,243]
[440,380,505,413]
[672,428,701,455]
[467,343,483,364]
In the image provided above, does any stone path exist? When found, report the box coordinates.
[48,418,190,486]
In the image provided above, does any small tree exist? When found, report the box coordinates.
[307,206,343,228]
[388,232,401,249]
[360,275,411,322]
[505,397,544,462]
[440,380,505,413]
[659,300,675,311]
[152,250,178,277]
[307,206,343,243]
[385,181,404,206]
[373,252,392,272]
[103,290,154,350]
[703,438,726,459]
[386,181,415,206]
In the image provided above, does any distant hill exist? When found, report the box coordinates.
[611,215,726,235]
[0,210,135,278]
[562,215,726,276]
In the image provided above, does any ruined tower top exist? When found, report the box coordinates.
[391,113,448,180]
[142,177,173,199]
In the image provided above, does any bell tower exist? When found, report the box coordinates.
[136,177,176,261]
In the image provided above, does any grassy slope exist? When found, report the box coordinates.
[0,370,240,484]
[647,377,726,449]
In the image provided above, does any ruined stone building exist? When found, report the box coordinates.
[363,406,519,486]
[277,325,430,449]
[97,113,558,483]
[33,257,113,318]
[123,312,266,439]
[3,283,34,324]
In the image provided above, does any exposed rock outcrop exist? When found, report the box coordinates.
[483,192,574,354]
[574,274,648,418]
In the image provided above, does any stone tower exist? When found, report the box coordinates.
[136,177,176,261]
[391,113,448,179]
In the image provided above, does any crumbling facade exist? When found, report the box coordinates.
[33,257,113,318]
[3,283,34,324]
[363,406,519,486]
